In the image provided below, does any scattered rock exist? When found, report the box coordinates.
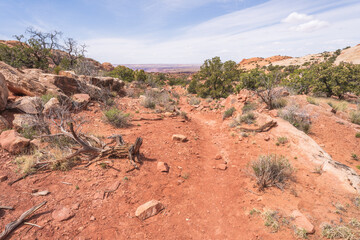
[172,134,188,142]
[101,62,115,71]
[264,135,270,141]
[30,138,41,149]
[72,93,90,108]
[32,190,50,196]
[164,112,173,117]
[12,114,39,130]
[52,207,75,222]
[71,203,80,210]
[0,115,10,131]
[0,130,30,154]
[0,73,8,111]
[135,200,164,220]
[43,97,60,115]
[291,210,315,234]
[216,164,227,171]
[7,96,43,114]
[0,175,8,182]
[157,162,169,172]
[90,216,96,221]
[215,154,222,160]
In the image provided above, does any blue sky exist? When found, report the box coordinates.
[0,0,359,64]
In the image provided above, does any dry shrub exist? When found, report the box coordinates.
[251,154,293,190]
[104,107,130,128]
[279,104,311,133]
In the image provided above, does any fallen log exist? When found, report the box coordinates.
[238,120,277,132]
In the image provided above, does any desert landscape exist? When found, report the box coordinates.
[1,1,360,240]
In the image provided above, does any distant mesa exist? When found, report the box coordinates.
[120,64,201,73]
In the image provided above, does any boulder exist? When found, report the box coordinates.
[0,115,10,131]
[12,114,39,130]
[157,162,169,172]
[291,210,315,234]
[72,93,90,108]
[39,74,80,95]
[216,163,227,170]
[0,130,30,154]
[135,200,164,220]
[172,134,188,142]
[8,96,43,114]
[0,73,8,110]
[101,62,114,71]
[0,61,46,96]
[43,97,60,115]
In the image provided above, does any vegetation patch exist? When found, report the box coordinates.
[104,107,130,128]
[223,107,236,120]
[242,102,257,113]
[279,105,311,134]
[306,96,319,105]
[350,111,360,125]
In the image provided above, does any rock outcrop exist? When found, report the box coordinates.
[0,73,8,110]
[0,130,30,154]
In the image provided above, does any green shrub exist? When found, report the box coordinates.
[104,108,130,128]
[242,102,257,113]
[306,96,319,105]
[356,132,360,138]
[271,98,287,109]
[350,111,360,125]
[41,93,56,104]
[327,101,348,112]
[240,112,256,124]
[321,224,355,239]
[223,107,236,120]
[251,154,293,190]
[277,137,288,145]
[18,125,38,140]
[188,97,201,106]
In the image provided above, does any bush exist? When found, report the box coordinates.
[223,107,236,120]
[242,102,257,113]
[306,96,319,105]
[240,112,256,124]
[251,154,293,190]
[276,137,288,145]
[356,132,360,138]
[187,79,198,94]
[104,108,130,128]
[41,93,56,104]
[271,98,287,109]
[141,89,171,109]
[327,100,348,112]
[188,96,201,106]
[18,125,38,140]
[279,105,311,133]
[322,224,355,239]
[350,111,360,125]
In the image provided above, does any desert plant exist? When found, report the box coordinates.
[262,210,280,232]
[251,154,293,190]
[321,224,355,239]
[276,136,288,145]
[356,132,360,138]
[188,96,201,106]
[242,102,257,113]
[294,228,308,239]
[350,111,360,125]
[104,107,130,128]
[352,153,359,161]
[279,105,311,133]
[41,93,56,104]
[18,125,38,140]
[306,96,319,105]
[141,89,172,110]
[327,100,348,112]
[223,107,236,120]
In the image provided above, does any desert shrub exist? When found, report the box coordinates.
[168,76,188,86]
[271,97,287,109]
[327,100,348,112]
[18,125,38,140]
[294,228,308,239]
[356,132,360,138]
[240,112,256,124]
[104,107,130,128]
[141,89,171,110]
[108,65,134,82]
[306,96,319,105]
[41,93,56,104]
[262,210,280,232]
[276,137,288,145]
[242,102,257,113]
[279,105,311,133]
[321,224,355,239]
[187,79,198,94]
[15,151,46,174]
[350,111,360,125]
[251,154,293,190]
[223,107,236,120]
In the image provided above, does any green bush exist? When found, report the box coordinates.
[188,97,201,106]
[108,65,135,82]
[242,102,257,113]
[356,132,360,138]
[350,111,360,125]
[41,93,56,104]
[223,107,236,120]
[104,108,130,128]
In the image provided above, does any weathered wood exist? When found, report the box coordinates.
[0,206,14,210]
[238,120,277,132]
[0,201,47,240]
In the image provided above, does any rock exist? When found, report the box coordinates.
[157,162,169,172]
[43,97,60,115]
[0,73,8,110]
[172,134,188,142]
[237,89,250,102]
[58,70,77,79]
[90,216,96,221]
[32,190,50,196]
[12,114,39,130]
[39,74,80,96]
[30,139,41,148]
[291,210,315,234]
[0,175,8,182]
[8,96,43,114]
[264,135,270,141]
[344,92,358,102]
[52,207,75,222]
[101,62,115,71]
[72,93,90,108]
[135,200,164,220]
[0,130,30,154]
[215,154,222,160]
[0,115,10,131]
[216,163,227,170]
[164,112,173,117]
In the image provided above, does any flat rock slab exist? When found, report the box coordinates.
[52,207,75,222]
[135,200,164,220]
[157,162,169,172]
[172,134,188,142]
[291,210,315,234]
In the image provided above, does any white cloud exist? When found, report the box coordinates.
[282,12,313,24]
[294,19,329,32]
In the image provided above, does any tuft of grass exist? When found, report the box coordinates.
[295,228,308,239]
[356,132,360,138]
[104,107,130,128]
[271,98,287,109]
[262,210,280,232]
[327,100,348,112]
[279,105,311,134]
[251,154,293,190]
[350,111,360,125]
[18,125,38,140]
[223,107,236,120]
[41,93,56,104]
[352,153,359,161]
[321,224,355,239]
[181,172,190,179]
[15,151,44,174]
[188,97,201,106]
[249,208,261,215]
[277,136,288,145]
[242,102,257,113]
[356,166,360,170]
[306,96,319,105]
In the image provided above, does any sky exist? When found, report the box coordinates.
[0,0,359,64]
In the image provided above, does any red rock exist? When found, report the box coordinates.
[0,73,8,111]
[72,93,90,107]
[215,154,222,160]
[0,175,8,182]
[216,164,227,170]
[52,207,75,222]
[157,162,169,172]
[172,134,188,142]
[135,200,164,220]
[291,210,315,234]
[264,135,270,141]
[0,130,30,154]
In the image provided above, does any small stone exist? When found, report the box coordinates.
[31,189,39,193]
[90,216,96,221]
[264,135,270,141]
[72,203,80,210]
[216,164,227,171]
[164,112,172,117]
[215,154,222,160]
[135,200,164,220]
[52,207,75,222]
[291,210,315,234]
[172,134,188,142]
[157,162,169,172]
[32,190,50,196]
[0,175,8,182]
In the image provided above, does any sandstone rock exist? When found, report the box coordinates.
[291,210,315,234]
[0,130,30,154]
[72,93,90,108]
[101,62,114,71]
[32,190,50,196]
[39,74,79,95]
[0,115,10,131]
[135,200,164,220]
[30,139,41,148]
[8,96,43,114]
[0,73,8,110]
[172,134,188,142]
[0,175,8,182]
[90,216,96,221]
[157,162,169,172]
[43,97,60,115]
[215,154,222,160]
[216,163,227,170]
[52,207,75,222]
[264,135,270,141]
[59,70,77,79]
[12,114,39,130]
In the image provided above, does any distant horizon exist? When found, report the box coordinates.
[1,0,359,64]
